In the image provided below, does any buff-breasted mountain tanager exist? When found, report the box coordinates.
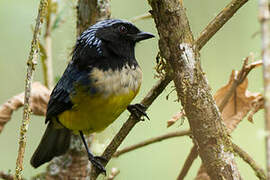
[30,19,154,174]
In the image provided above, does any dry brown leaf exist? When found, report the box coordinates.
[0,82,50,133]
[248,95,264,122]
[214,70,262,132]
[167,110,185,127]
[168,69,263,129]
[170,70,263,131]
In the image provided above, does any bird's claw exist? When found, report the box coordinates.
[127,103,149,120]
[94,156,107,163]
[89,155,107,175]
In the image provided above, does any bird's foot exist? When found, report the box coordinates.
[88,155,107,175]
[127,103,149,121]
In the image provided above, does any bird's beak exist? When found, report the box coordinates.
[133,31,155,42]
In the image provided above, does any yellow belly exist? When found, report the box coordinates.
[58,89,138,134]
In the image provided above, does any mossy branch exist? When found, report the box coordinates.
[149,0,242,179]
[14,0,48,179]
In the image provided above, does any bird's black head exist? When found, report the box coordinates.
[95,19,154,43]
[72,19,154,66]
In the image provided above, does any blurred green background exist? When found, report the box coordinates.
[0,0,264,179]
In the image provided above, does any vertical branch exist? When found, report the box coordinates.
[77,0,111,35]
[42,0,54,89]
[259,0,270,178]
[148,0,241,179]
[14,0,48,179]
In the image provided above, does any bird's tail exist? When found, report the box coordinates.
[30,122,71,168]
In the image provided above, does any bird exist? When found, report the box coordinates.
[30,19,154,174]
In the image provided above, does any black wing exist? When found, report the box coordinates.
[45,26,107,123]
[45,62,92,123]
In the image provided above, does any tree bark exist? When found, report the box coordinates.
[148,0,242,179]
[76,0,111,35]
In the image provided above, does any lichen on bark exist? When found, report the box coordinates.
[148,0,242,179]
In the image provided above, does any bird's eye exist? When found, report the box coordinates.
[118,25,127,34]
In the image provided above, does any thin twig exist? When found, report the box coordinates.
[14,1,47,180]
[258,0,270,178]
[196,0,249,50]
[130,13,151,22]
[177,145,198,180]
[106,168,120,180]
[232,143,266,180]
[113,130,191,157]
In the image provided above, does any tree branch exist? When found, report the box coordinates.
[113,130,191,157]
[258,0,270,178]
[177,145,198,180]
[232,143,266,180]
[175,57,262,179]
[41,0,54,90]
[130,13,151,22]
[106,168,120,180]
[196,0,249,50]
[149,0,242,179]
[194,58,262,179]
[76,0,111,35]
[14,1,48,179]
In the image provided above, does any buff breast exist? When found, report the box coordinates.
[58,63,142,134]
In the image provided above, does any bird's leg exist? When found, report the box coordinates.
[79,131,106,175]
[127,103,149,120]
